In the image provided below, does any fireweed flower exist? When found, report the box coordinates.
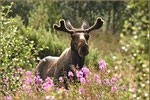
[97,79,101,84]
[82,67,90,74]
[104,78,109,84]
[24,78,32,85]
[76,71,83,78]
[18,67,23,74]
[59,77,63,82]
[42,83,52,91]
[34,76,43,87]
[45,77,53,85]
[80,77,86,83]
[4,96,11,100]
[4,78,8,83]
[26,71,31,76]
[42,77,54,91]
[110,77,117,84]
[102,91,105,95]
[18,67,22,71]
[111,86,118,93]
[96,94,100,97]
[79,87,84,93]
[132,86,136,92]
[94,74,99,80]
[68,71,73,77]
[99,60,107,70]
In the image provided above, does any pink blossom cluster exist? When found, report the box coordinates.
[3,60,132,100]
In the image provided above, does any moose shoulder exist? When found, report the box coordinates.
[35,17,104,80]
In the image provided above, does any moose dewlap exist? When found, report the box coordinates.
[35,17,104,80]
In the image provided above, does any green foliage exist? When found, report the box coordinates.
[28,1,61,31]
[0,3,40,96]
[120,1,149,99]
[14,15,69,57]
[120,1,149,72]
[13,1,68,57]
[85,47,100,68]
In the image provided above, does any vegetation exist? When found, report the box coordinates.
[0,1,149,100]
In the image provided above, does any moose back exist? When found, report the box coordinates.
[35,17,104,80]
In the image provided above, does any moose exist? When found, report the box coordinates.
[35,17,104,81]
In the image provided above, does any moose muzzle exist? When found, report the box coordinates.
[78,44,89,57]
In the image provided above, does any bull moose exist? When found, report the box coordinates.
[35,17,104,81]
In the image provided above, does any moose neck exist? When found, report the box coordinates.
[70,48,85,69]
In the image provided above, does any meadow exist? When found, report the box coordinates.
[0,1,149,100]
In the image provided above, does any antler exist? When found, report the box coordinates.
[53,19,73,34]
[85,17,104,33]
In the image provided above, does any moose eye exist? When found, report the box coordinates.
[84,35,89,40]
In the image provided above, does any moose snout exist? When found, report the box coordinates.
[78,45,89,57]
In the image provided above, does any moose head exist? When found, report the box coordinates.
[53,17,104,57]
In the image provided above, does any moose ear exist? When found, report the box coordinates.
[86,17,104,33]
[66,20,74,30]
[81,20,89,30]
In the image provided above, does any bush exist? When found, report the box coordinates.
[0,3,40,96]
[120,1,149,99]
[85,47,100,68]
[12,2,68,58]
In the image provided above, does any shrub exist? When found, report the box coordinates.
[0,3,40,96]
[85,47,100,68]
[11,2,68,58]
[120,1,149,99]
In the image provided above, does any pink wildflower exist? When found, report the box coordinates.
[68,71,73,77]
[102,91,105,94]
[26,71,31,76]
[94,74,99,79]
[76,71,83,78]
[82,67,90,74]
[4,96,11,100]
[3,86,6,90]
[111,86,117,93]
[80,77,86,83]
[59,77,63,82]
[79,87,84,93]
[18,67,22,71]
[97,79,101,84]
[104,78,109,84]
[18,68,23,74]
[96,94,100,97]
[110,77,117,84]
[25,78,32,85]
[99,60,106,66]
[4,78,8,83]
[99,60,107,70]
[132,86,136,92]
[34,76,43,86]
[45,77,53,85]
[42,83,47,90]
